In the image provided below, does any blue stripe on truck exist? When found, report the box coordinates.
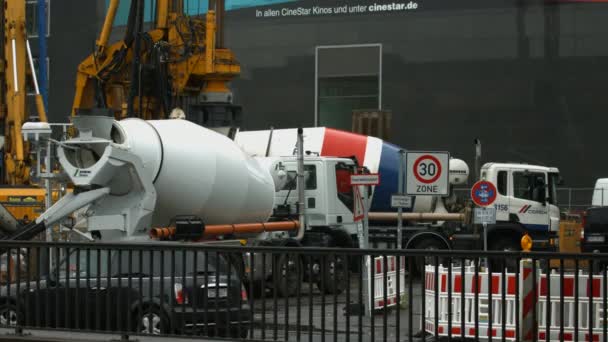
[370,142,415,212]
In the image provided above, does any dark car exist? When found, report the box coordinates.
[1,247,250,337]
[582,207,608,253]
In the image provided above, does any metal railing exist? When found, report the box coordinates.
[0,241,607,341]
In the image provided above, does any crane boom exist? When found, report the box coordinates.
[72,0,241,128]
[0,0,48,185]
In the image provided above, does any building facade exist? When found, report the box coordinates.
[25,0,106,123]
[43,0,608,188]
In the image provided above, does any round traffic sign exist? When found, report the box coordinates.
[471,180,497,207]
[413,154,442,184]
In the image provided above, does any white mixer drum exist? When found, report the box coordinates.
[118,118,276,226]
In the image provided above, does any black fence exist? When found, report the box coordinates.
[0,240,607,341]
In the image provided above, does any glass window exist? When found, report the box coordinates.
[318,76,379,130]
[497,171,507,195]
[63,249,110,278]
[26,0,50,38]
[281,171,297,191]
[305,166,317,190]
[548,173,559,205]
[112,250,222,277]
[513,172,531,200]
[280,166,317,190]
[513,172,546,202]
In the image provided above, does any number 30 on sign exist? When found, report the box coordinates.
[406,151,450,196]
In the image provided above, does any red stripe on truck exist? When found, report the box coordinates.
[321,128,368,166]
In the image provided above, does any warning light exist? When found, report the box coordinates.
[521,234,533,252]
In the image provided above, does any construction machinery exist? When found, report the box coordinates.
[236,128,563,257]
[0,0,48,185]
[0,1,49,229]
[72,0,241,129]
[10,116,366,294]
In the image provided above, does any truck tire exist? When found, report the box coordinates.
[273,253,302,297]
[316,254,348,295]
[413,238,449,276]
[489,237,521,272]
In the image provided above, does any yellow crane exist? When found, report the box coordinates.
[72,0,240,125]
[1,0,47,185]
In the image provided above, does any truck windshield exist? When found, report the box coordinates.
[548,173,559,205]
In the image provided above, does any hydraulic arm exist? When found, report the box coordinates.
[1,0,48,184]
[72,0,241,127]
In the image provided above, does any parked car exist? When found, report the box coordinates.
[0,245,250,338]
[581,207,608,254]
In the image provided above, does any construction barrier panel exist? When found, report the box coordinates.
[425,263,606,341]
[372,255,406,310]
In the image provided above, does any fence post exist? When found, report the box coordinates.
[519,258,537,341]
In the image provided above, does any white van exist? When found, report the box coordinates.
[592,178,608,206]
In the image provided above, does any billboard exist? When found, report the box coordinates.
[107,0,298,26]
[108,0,519,25]
[108,1,598,23]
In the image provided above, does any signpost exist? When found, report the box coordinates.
[394,150,406,250]
[471,180,498,265]
[406,152,450,196]
[350,173,379,317]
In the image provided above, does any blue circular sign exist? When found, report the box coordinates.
[470,180,497,207]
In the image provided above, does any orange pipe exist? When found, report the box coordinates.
[149,220,299,240]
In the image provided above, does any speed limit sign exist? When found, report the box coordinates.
[406,151,450,196]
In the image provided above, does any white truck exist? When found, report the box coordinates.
[12,116,366,295]
[9,117,562,292]
[236,127,562,256]
[442,162,561,253]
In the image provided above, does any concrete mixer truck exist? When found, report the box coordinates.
[9,116,561,292]
[10,115,373,295]
[235,128,562,262]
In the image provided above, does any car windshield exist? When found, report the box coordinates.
[58,249,110,279]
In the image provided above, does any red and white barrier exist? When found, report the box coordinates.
[520,259,536,341]
[425,263,606,341]
[372,255,406,310]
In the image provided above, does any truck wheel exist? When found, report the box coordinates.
[134,305,170,335]
[489,238,520,272]
[316,255,348,294]
[273,254,301,297]
[413,239,448,275]
[0,303,18,327]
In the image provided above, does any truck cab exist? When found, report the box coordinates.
[250,156,360,296]
[273,156,360,238]
[481,163,561,249]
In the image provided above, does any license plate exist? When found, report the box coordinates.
[587,235,605,243]
[207,287,228,298]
